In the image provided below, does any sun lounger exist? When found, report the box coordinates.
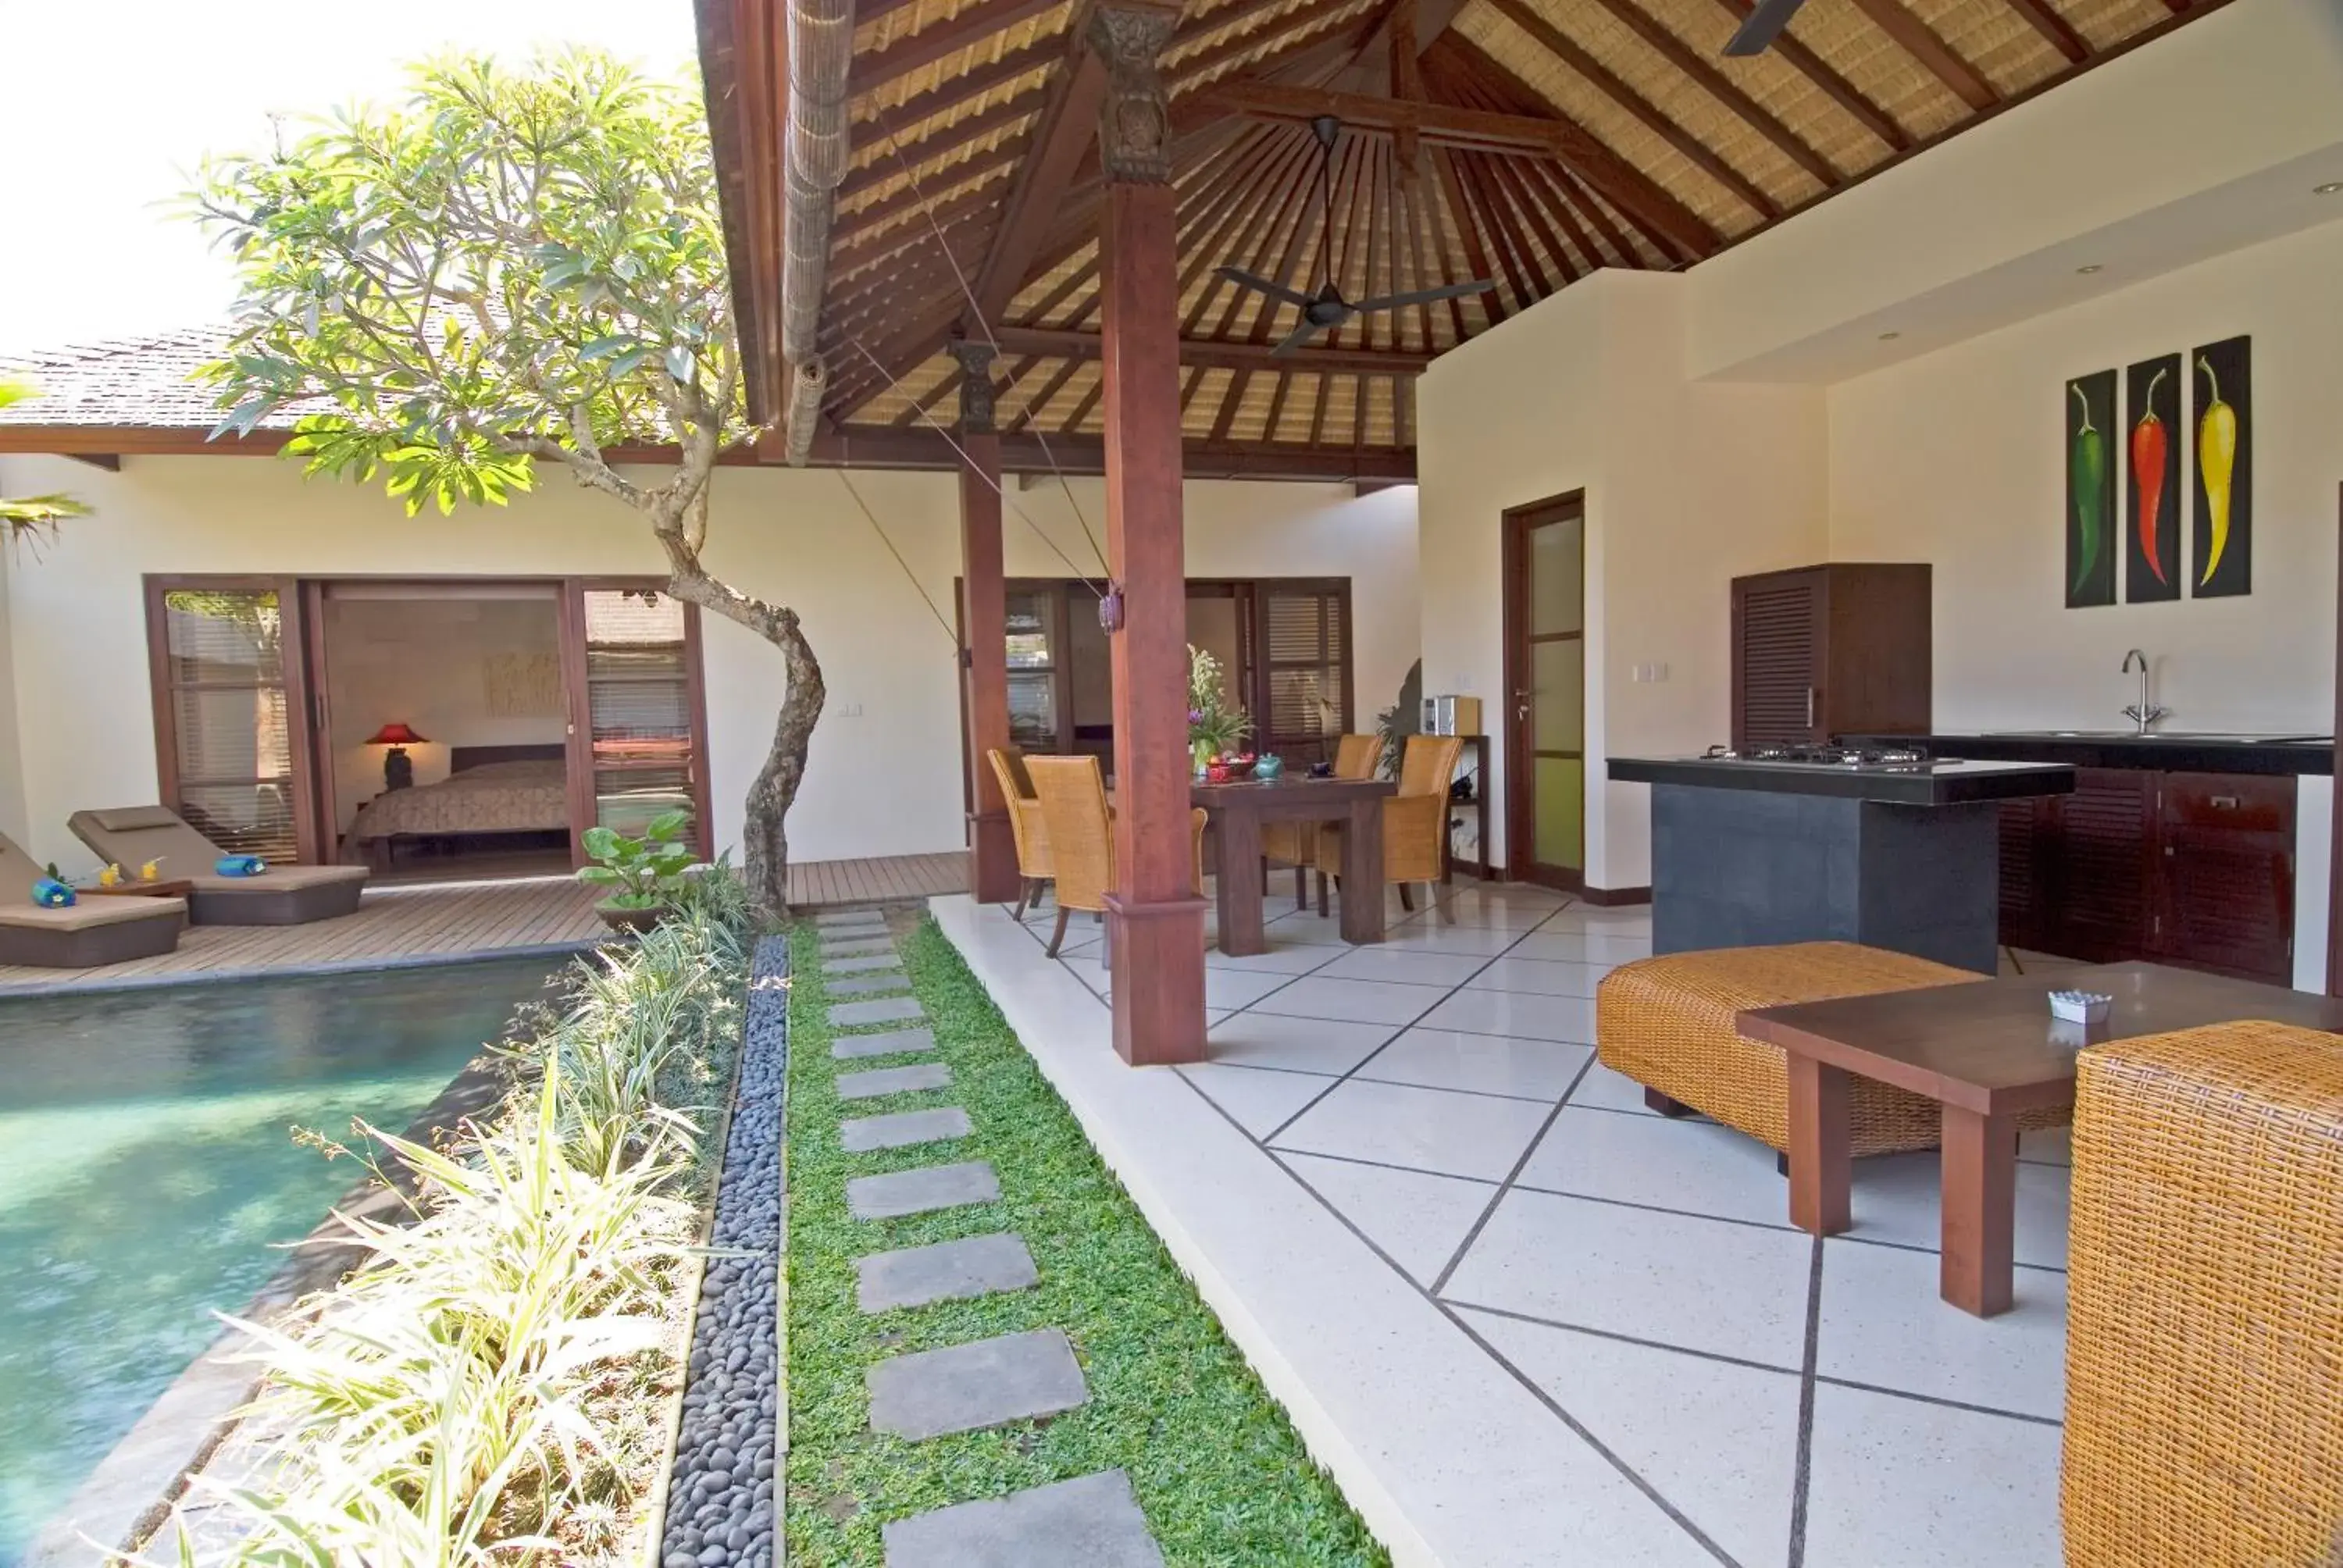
[67,806,369,926]
[0,831,186,968]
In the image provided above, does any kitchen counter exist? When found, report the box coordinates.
[1841,732,2334,777]
[1607,754,2076,807]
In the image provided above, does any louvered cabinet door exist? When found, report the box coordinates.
[2044,768,2153,963]
[1996,798,2047,952]
[2155,773,2295,982]
[1731,572,1822,747]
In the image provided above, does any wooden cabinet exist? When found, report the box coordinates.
[1731,564,1931,747]
[1998,768,2295,984]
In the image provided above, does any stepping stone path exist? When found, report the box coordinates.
[881,1471,1165,1568]
[841,1106,972,1153]
[821,909,1165,1565]
[837,1062,953,1100]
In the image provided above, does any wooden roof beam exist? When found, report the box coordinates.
[1847,0,1999,110]
[1196,79,1717,255]
[968,50,1108,325]
[807,425,1420,481]
[2004,0,2089,63]
[1577,0,1840,189]
[849,0,1068,97]
[1706,0,1909,152]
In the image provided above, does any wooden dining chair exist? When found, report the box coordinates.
[1263,732,1380,910]
[1315,732,1465,924]
[1025,754,1207,957]
[986,746,1054,918]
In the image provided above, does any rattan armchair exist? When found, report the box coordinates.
[1024,754,1207,957]
[1263,732,1379,910]
[985,746,1053,918]
[1314,733,1464,923]
[2063,1019,2343,1566]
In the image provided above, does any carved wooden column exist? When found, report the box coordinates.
[954,340,1020,906]
[1091,2,1207,1066]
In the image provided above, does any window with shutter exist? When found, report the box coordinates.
[1255,583,1351,767]
[151,585,303,861]
[576,588,701,844]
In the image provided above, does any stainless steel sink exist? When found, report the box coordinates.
[1981,729,2332,743]
[1981,729,2134,738]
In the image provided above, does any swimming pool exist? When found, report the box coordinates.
[0,956,565,1566]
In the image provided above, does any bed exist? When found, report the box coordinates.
[345,744,570,868]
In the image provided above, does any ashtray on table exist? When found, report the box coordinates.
[2049,989,2113,1025]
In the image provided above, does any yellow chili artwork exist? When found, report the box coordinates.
[2190,334,2251,599]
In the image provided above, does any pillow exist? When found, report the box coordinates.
[214,855,268,878]
[31,877,76,907]
[90,805,185,832]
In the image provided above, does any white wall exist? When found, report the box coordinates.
[323,594,566,830]
[0,545,24,846]
[1419,270,1827,889]
[1829,215,2343,735]
[0,454,1418,874]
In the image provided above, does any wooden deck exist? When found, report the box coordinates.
[0,878,606,996]
[787,851,966,909]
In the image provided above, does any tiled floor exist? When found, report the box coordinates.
[946,882,2082,1568]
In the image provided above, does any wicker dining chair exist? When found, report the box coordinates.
[1263,732,1380,910]
[1314,732,1464,923]
[985,746,1054,918]
[1025,754,1207,957]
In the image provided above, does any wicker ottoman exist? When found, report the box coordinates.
[1596,941,1985,1156]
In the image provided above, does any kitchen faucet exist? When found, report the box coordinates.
[2120,649,2169,734]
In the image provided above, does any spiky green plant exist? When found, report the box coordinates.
[0,377,91,547]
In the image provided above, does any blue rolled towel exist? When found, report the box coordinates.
[215,855,268,878]
[32,877,76,907]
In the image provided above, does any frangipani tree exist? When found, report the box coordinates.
[0,378,91,545]
[190,52,820,911]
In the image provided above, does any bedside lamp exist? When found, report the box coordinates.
[366,722,427,790]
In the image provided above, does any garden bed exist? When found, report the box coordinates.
[783,914,1387,1566]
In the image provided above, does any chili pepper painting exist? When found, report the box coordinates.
[2065,369,2117,608]
[2124,354,2181,603]
[2191,335,2251,598]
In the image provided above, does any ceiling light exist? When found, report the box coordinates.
[2317,182,2343,195]
[2077,264,2104,274]
[1878,330,1901,340]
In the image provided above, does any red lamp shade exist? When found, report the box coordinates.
[366,722,428,746]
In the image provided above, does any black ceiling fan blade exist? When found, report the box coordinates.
[1271,313,1344,358]
[1349,278,1496,313]
[1215,265,1317,308]
[1722,0,1808,55]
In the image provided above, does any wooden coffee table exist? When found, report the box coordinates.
[1740,961,2343,1317]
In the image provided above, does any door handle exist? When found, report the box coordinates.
[1805,686,1817,728]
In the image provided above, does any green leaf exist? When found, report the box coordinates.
[577,334,634,362]
[663,345,694,383]
[576,865,622,885]
[580,825,621,861]
[644,809,691,842]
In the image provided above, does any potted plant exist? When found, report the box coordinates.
[578,809,697,932]
[1187,644,1254,778]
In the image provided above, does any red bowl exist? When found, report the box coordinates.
[1206,762,1233,783]
[1221,757,1257,779]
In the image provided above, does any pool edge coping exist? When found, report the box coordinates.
[0,939,603,1002]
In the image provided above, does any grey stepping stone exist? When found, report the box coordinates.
[856,1233,1037,1313]
[847,1160,1000,1221]
[882,1470,1163,1567]
[833,1027,936,1061]
[837,1062,954,1101]
[825,953,905,975]
[820,937,897,958]
[830,973,912,996]
[816,910,889,928]
[866,1327,1088,1440]
[830,996,925,1028]
[842,1107,971,1153]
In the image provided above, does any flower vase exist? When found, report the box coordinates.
[1192,740,1214,778]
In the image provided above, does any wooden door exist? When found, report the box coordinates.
[1503,494,1585,889]
[2045,768,2154,963]
[143,576,328,864]
[559,581,715,863]
[1731,568,1824,747]
[1251,579,1352,770]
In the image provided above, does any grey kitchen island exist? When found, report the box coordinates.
[1608,747,2075,975]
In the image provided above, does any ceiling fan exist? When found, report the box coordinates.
[1214,115,1493,358]
[1722,0,1808,55]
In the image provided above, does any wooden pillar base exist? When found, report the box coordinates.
[1104,893,1208,1065]
[967,808,1021,904]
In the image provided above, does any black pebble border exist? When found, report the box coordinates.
[661,934,788,1568]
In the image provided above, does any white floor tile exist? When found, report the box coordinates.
[1204,941,1345,976]
[1205,1011,1400,1074]
[1510,930,1654,964]
[2018,1125,2071,1166]
[1460,1308,1799,1568]
[1261,911,1353,945]
[1565,1060,1668,1117]
[1443,1190,1813,1370]
[1417,988,1596,1044]
[1817,1240,2067,1420]
[1802,1384,2061,1568]
[1517,1107,1788,1228]
[1542,907,1653,934]
[1281,1151,1496,1285]
[1311,946,1493,988]
[1251,975,1446,1026]
[1468,956,1612,998]
[1176,1063,1336,1138]
[1844,1152,2072,1271]
[1271,1079,1554,1182]
[1373,922,1532,957]
[1357,1030,1590,1101]
[1412,898,1566,931]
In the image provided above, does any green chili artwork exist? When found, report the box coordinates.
[2065,369,2117,608]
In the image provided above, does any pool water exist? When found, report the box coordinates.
[0,957,562,1566]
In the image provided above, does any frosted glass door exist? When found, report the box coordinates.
[1507,503,1585,883]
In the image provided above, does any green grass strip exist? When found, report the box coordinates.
[784,916,1389,1567]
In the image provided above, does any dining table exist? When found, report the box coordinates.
[1191,774,1397,956]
